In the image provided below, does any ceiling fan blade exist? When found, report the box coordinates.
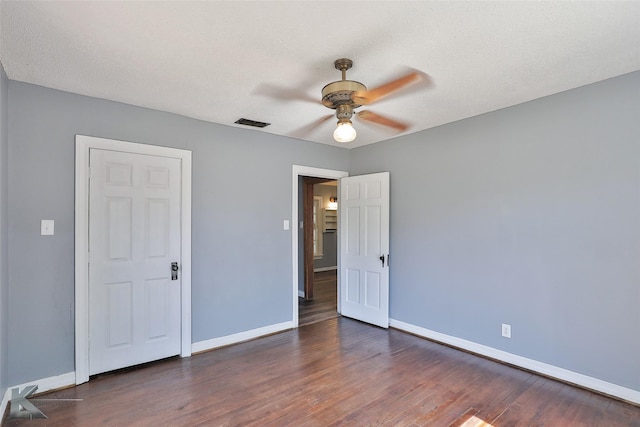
[290,114,334,139]
[357,110,409,132]
[253,82,320,105]
[352,70,428,105]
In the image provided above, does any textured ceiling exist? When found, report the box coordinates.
[1,1,639,148]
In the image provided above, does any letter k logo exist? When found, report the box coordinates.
[9,385,47,419]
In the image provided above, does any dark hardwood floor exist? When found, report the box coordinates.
[299,270,338,326]
[4,316,639,426]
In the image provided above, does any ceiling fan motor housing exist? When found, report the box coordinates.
[321,80,367,109]
[321,58,367,110]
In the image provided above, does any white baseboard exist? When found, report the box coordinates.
[1,371,76,415]
[389,318,640,405]
[192,321,294,354]
[314,266,337,272]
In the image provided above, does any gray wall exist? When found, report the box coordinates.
[315,230,338,270]
[0,61,8,396]
[349,71,640,391]
[6,81,348,386]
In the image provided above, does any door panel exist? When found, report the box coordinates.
[146,278,171,340]
[340,172,390,328]
[366,206,381,254]
[107,197,132,259]
[346,268,360,303]
[147,199,170,257]
[365,272,381,308]
[89,148,181,375]
[106,281,133,347]
[346,206,360,254]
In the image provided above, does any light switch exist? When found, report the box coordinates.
[41,220,55,236]
[283,220,290,230]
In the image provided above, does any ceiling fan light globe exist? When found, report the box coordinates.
[333,122,357,143]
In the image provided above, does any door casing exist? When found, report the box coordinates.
[75,135,192,384]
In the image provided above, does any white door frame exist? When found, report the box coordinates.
[75,135,192,384]
[291,165,348,327]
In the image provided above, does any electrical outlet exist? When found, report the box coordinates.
[502,323,511,338]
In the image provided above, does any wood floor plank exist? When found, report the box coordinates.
[299,270,338,326]
[4,317,639,426]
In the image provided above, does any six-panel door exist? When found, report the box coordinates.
[89,149,182,375]
[340,172,390,328]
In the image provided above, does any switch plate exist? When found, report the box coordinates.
[283,220,290,230]
[41,220,55,236]
[501,323,511,338]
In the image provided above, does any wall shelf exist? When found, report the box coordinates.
[323,209,337,232]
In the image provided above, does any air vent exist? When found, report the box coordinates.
[235,118,271,128]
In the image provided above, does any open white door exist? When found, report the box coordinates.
[340,172,389,328]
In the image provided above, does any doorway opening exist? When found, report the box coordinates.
[299,179,338,326]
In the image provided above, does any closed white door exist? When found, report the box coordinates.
[89,148,182,375]
[340,172,390,328]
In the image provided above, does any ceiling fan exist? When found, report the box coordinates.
[317,58,427,143]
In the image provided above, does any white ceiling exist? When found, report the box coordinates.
[1,1,638,149]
